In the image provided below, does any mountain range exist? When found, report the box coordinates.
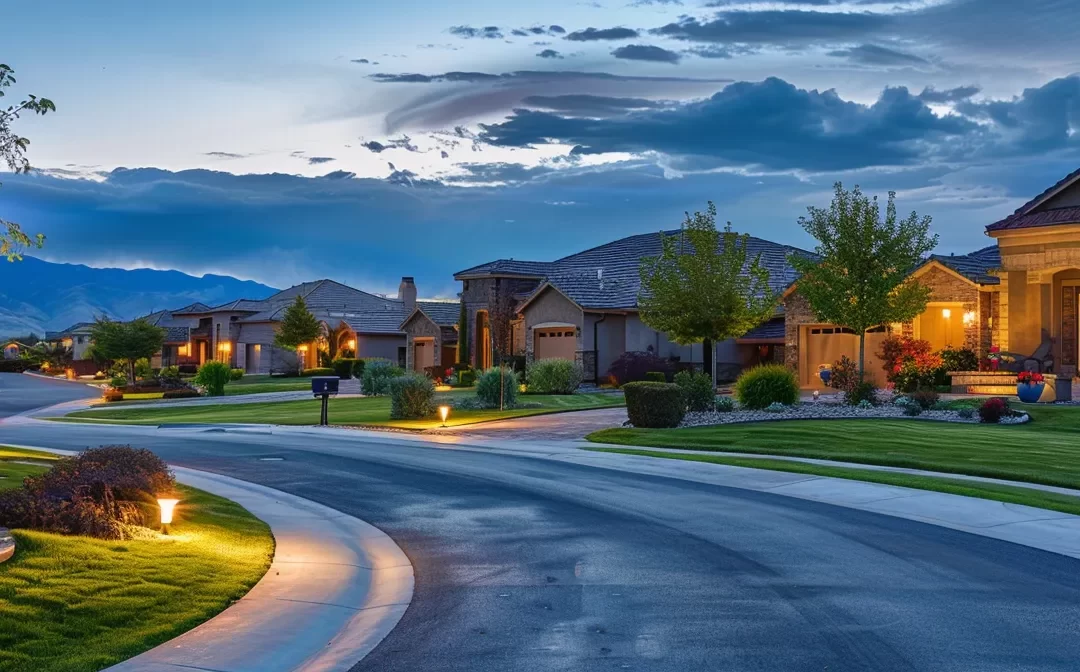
[0,257,277,338]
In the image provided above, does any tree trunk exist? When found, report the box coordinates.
[127,359,136,386]
[703,337,714,386]
[858,331,866,383]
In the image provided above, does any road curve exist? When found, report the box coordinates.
[4,375,1080,671]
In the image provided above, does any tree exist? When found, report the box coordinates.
[487,281,518,410]
[639,202,780,385]
[274,296,321,375]
[456,301,469,366]
[1,64,55,261]
[788,182,938,379]
[89,318,166,384]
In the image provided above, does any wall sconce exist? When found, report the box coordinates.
[962,311,976,326]
[439,405,450,427]
[218,341,231,353]
[297,344,309,353]
[157,497,180,532]
[941,308,952,319]
[347,339,356,351]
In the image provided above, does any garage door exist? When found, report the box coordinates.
[534,328,577,361]
[802,326,887,388]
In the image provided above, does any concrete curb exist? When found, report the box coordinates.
[3,443,413,672]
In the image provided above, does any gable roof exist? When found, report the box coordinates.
[928,245,1001,285]
[400,300,461,330]
[986,167,1080,232]
[454,259,555,279]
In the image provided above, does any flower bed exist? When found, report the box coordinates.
[675,399,1030,428]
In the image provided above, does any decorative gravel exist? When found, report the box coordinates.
[677,402,1031,428]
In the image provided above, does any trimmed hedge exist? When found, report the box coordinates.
[229,368,244,381]
[674,370,714,412]
[194,361,232,396]
[352,359,366,378]
[476,367,519,407]
[733,364,799,410]
[623,382,685,428]
[302,367,334,377]
[526,358,583,395]
[332,358,358,379]
[388,374,436,419]
[361,359,404,396]
[644,371,668,383]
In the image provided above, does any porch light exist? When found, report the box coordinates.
[347,339,356,351]
[157,497,180,529]
[218,341,231,353]
[297,344,309,353]
[941,308,952,319]
[439,405,450,427]
[962,311,976,326]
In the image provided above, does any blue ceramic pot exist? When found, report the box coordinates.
[819,370,832,385]
[1016,382,1045,403]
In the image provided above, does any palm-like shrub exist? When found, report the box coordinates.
[476,367,519,407]
[194,361,232,396]
[389,374,436,419]
[734,364,799,410]
[526,358,583,395]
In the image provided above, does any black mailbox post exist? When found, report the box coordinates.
[311,376,339,426]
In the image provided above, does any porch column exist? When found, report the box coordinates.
[1006,270,1030,354]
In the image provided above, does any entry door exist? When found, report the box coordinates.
[414,340,434,372]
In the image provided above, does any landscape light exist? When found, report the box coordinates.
[439,405,450,427]
[157,498,180,529]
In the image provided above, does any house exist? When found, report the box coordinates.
[785,167,1080,388]
[138,302,211,369]
[171,277,456,374]
[454,231,808,382]
[2,340,30,360]
[399,295,461,374]
[44,322,95,360]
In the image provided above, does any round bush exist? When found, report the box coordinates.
[302,367,334,377]
[388,374,436,419]
[623,382,685,428]
[843,381,878,407]
[733,364,799,410]
[193,360,232,396]
[476,367,519,407]
[978,397,1009,423]
[332,357,358,379]
[361,359,404,396]
[229,367,244,381]
[674,370,714,412]
[644,371,668,383]
[715,396,735,413]
[526,358,583,395]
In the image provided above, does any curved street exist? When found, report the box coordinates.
[4,373,1080,671]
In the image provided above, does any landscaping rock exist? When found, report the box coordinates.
[675,401,1031,428]
[0,528,14,564]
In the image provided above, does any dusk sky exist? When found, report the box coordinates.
[4,0,1080,297]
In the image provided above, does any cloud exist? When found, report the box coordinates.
[652,10,890,44]
[448,25,504,39]
[351,58,371,64]
[520,94,669,115]
[631,0,682,5]
[612,44,682,63]
[684,45,735,59]
[537,49,564,59]
[565,27,640,41]
[826,44,928,66]
[306,157,335,165]
[361,136,420,154]
[918,85,981,104]
[549,25,566,34]
[512,29,529,37]
[478,76,978,172]
[955,75,1080,156]
[204,152,248,159]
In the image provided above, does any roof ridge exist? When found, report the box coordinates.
[1013,166,1080,217]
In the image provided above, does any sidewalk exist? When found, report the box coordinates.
[90,466,414,672]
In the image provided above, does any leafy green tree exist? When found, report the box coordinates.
[456,301,469,366]
[788,182,938,379]
[1,64,55,261]
[89,318,166,384]
[639,202,779,385]
[274,296,321,375]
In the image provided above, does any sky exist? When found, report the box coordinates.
[3,0,1080,297]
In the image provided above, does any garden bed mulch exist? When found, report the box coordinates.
[677,402,1031,428]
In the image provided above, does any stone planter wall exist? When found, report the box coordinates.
[949,370,1058,401]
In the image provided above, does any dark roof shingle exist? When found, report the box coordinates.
[930,245,1001,285]
[986,167,1080,232]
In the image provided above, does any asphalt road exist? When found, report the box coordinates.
[0,372,99,418]
[4,373,1080,671]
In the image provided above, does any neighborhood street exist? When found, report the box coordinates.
[4,373,1080,671]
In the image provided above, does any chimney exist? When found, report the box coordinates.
[398,276,417,312]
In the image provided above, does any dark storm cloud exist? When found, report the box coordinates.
[652,10,890,44]
[537,49,564,59]
[521,94,668,115]
[955,75,1080,156]
[549,25,566,34]
[565,27,640,41]
[351,58,370,64]
[612,45,682,63]
[449,25,504,39]
[918,85,981,104]
[826,44,928,66]
[306,157,335,165]
[361,137,420,153]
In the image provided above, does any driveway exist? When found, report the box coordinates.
[426,407,628,441]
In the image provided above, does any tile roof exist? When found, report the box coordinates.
[454,259,555,279]
[737,318,785,341]
[503,229,811,311]
[415,300,461,326]
[986,167,1080,232]
[930,245,1001,285]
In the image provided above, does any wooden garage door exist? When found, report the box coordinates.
[803,326,887,388]
[534,328,576,361]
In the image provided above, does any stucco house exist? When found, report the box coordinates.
[2,340,30,360]
[454,231,807,383]
[399,298,460,374]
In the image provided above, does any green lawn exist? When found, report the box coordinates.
[66,391,625,430]
[588,404,1080,490]
[0,448,56,491]
[0,448,274,672]
[224,374,312,396]
[589,448,1080,517]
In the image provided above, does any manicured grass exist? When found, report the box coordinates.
[65,391,625,430]
[589,447,1080,517]
[0,447,274,672]
[0,447,57,491]
[588,404,1080,490]
[224,374,312,396]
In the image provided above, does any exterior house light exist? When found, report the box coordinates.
[157,497,180,531]
[941,308,951,319]
[297,344,309,352]
[218,341,231,352]
[347,339,356,351]
[178,344,189,357]
[439,405,450,427]
[962,311,976,326]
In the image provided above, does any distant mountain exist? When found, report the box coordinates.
[0,256,278,338]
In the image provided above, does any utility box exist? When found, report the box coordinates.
[312,376,339,396]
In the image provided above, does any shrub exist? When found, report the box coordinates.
[607,351,675,386]
[0,446,174,540]
[302,367,334,377]
[526,358,584,395]
[457,369,476,387]
[644,371,668,383]
[162,388,201,399]
[844,381,878,407]
[764,402,789,413]
[0,359,32,373]
[939,346,978,374]
[978,397,1010,424]
[159,366,181,384]
[332,357,358,379]
[134,358,153,380]
[878,336,943,393]
[892,395,910,407]
[674,370,715,412]
[194,360,232,396]
[931,400,952,411]
[352,359,366,379]
[957,407,975,419]
[734,364,799,410]
[856,399,873,409]
[388,374,436,419]
[623,382,685,428]
[229,368,244,381]
[103,390,124,402]
[715,396,736,412]
[476,367,519,407]
[828,355,860,394]
[361,359,403,396]
[902,402,923,417]
[909,388,940,410]
[110,374,128,389]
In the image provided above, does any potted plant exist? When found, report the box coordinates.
[1016,370,1045,403]
[817,364,832,386]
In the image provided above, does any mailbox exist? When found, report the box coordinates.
[311,376,339,396]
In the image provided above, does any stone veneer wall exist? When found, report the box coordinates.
[782,292,814,371]
[1063,286,1078,370]
[916,266,981,351]
[402,313,441,372]
[459,276,542,368]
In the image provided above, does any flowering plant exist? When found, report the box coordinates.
[1017,371,1044,385]
[877,336,944,392]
